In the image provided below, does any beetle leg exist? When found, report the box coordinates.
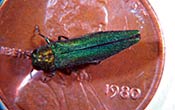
[59,68,72,75]
[58,36,69,41]
[34,25,52,44]
[38,33,51,44]
[42,72,56,83]
[91,60,101,65]
[42,76,52,83]
[30,68,34,79]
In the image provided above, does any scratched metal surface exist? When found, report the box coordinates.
[0,0,164,110]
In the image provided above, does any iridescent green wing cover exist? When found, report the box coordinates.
[51,30,140,69]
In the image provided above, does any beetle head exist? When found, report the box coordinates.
[31,46,56,72]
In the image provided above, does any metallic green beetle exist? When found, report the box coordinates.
[31,29,140,75]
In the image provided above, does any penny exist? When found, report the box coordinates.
[0,0,164,110]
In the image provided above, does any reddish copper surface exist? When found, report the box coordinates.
[0,0,164,110]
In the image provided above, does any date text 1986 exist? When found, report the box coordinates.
[105,84,141,100]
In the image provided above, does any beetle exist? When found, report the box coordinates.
[31,26,140,76]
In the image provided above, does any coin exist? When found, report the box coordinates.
[0,0,164,110]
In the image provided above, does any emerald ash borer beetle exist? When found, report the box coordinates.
[0,26,141,77]
[30,26,140,76]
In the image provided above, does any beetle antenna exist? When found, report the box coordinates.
[0,46,32,59]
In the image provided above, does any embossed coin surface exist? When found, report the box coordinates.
[0,0,164,110]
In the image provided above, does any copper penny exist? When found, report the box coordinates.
[0,0,164,110]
